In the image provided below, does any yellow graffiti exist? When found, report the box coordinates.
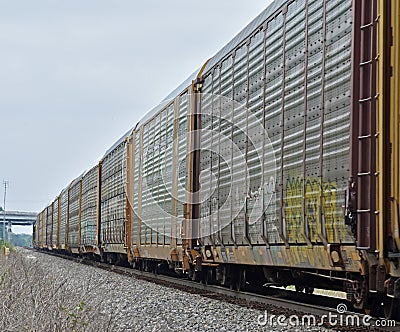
[285,177,340,244]
[285,177,303,243]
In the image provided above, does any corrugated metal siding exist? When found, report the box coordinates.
[141,121,153,244]
[139,95,186,247]
[177,94,188,246]
[101,141,127,247]
[68,180,81,248]
[137,71,200,129]
[264,10,285,244]
[163,104,175,245]
[59,188,68,248]
[35,214,41,247]
[301,0,325,244]
[198,0,355,247]
[81,165,98,247]
[141,105,170,245]
[132,130,141,246]
[199,74,216,245]
[52,199,58,247]
[283,0,307,244]
[102,128,133,159]
[45,205,52,247]
[204,0,288,73]
[321,0,353,243]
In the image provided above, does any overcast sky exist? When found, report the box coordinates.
[0,0,274,231]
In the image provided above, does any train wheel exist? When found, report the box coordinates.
[203,267,211,285]
[191,269,201,282]
[153,262,158,275]
[384,296,400,320]
[364,296,384,318]
[220,266,230,287]
[234,269,246,291]
[305,287,314,295]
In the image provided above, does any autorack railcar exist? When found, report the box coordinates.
[34,0,400,319]
[80,164,100,256]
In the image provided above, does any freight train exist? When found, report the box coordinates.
[33,0,400,319]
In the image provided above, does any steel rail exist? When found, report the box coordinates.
[28,248,399,331]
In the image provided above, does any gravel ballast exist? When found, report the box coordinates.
[2,249,341,331]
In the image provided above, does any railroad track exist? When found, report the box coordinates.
[30,249,399,332]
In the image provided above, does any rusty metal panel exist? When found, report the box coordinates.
[389,0,400,257]
[81,165,98,248]
[350,0,378,250]
[375,0,392,263]
[101,139,127,251]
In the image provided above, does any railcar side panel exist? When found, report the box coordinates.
[68,177,82,253]
[41,210,45,248]
[388,0,400,277]
[59,188,68,250]
[132,129,142,248]
[133,93,188,259]
[52,197,59,249]
[321,0,353,244]
[178,93,190,247]
[197,0,356,268]
[101,140,128,254]
[34,0,400,317]
[81,165,99,252]
[45,204,53,249]
[34,213,42,248]
[32,220,37,248]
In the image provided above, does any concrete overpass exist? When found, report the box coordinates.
[0,210,37,226]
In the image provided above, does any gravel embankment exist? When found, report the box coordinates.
[2,249,339,331]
